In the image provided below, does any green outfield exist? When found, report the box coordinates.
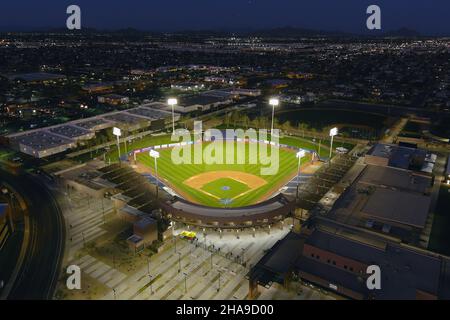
[136,141,307,208]
[106,130,348,162]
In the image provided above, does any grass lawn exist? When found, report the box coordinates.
[105,130,354,163]
[106,133,175,162]
[137,141,305,207]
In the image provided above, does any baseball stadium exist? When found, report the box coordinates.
[125,131,327,229]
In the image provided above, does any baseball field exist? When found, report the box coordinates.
[136,141,311,208]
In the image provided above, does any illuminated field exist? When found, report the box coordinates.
[136,142,307,208]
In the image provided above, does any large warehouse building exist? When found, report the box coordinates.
[4,106,178,158]
[249,143,450,300]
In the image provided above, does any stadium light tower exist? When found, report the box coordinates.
[167,98,178,134]
[296,149,306,200]
[113,127,122,161]
[329,127,338,161]
[269,98,279,136]
[149,149,160,198]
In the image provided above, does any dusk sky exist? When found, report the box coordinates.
[0,0,449,34]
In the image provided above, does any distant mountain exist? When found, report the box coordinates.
[0,25,435,39]
[247,26,349,38]
[382,27,422,38]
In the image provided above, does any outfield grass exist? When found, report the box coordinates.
[137,141,305,207]
[105,131,353,163]
[107,134,176,162]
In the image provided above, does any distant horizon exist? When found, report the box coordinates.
[0,1,450,36]
[0,24,448,38]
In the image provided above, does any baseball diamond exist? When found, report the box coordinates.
[135,141,313,208]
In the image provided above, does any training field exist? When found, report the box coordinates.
[136,141,308,208]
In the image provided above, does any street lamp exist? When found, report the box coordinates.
[148,274,153,295]
[183,272,188,293]
[269,98,279,136]
[167,98,178,134]
[296,149,306,200]
[329,127,338,161]
[210,252,213,269]
[217,271,221,292]
[149,149,160,198]
[113,127,122,161]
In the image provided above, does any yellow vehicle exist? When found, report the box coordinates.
[180,231,197,240]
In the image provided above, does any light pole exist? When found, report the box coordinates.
[149,149,160,199]
[269,98,279,136]
[113,127,122,161]
[168,98,178,135]
[148,274,153,295]
[177,252,181,273]
[296,149,306,200]
[101,197,105,224]
[183,272,188,293]
[210,252,213,270]
[217,271,221,292]
[329,127,338,162]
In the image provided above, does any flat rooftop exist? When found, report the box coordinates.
[367,143,427,170]
[103,113,149,125]
[362,187,431,228]
[72,118,113,130]
[4,105,179,157]
[10,131,73,151]
[180,94,229,106]
[326,164,433,238]
[125,106,172,120]
[49,125,92,139]
[358,165,431,193]
[297,228,447,299]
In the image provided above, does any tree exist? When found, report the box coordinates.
[298,123,309,138]
[282,120,292,132]
[241,114,250,129]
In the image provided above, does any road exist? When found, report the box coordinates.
[0,169,65,300]
[382,117,408,143]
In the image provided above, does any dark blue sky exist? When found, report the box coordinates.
[1,0,449,34]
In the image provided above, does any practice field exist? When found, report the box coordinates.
[136,141,309,208]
